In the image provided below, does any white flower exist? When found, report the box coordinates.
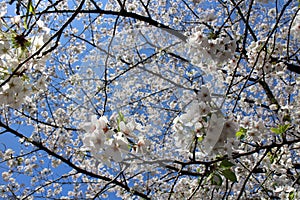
[179,100,200,126]
[188,30,236,65]
[0,2,7,17]
[202,113,224,154]
[36,20,50,33]
[82,115,109,134]
[119,120,138,138]
[97,116,109,132]
[81,115,111,158]
[1,172,11,182]
[133,137,150,154]
[219,120,237,140]
[269,104,278,111]
[203,114,237,154]
[214,120,238,151]
[104,134,129,162]
[11,15,21,24]
[204,9,217,21]
[3,149,14,159]
[127,3,137,11]
[188,31,209,48]
[36,76,47,91]
[199,101,210,116]
[82,128,106,153]
[198,86,211,102]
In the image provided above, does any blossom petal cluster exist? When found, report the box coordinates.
[173,86,238,157]
[0,19,50,108]
[188,29,236,67]
[203,113,237,154]
[81,114,149,163]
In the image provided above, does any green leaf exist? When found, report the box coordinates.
[117,111,125,132]
[220,160,235,169]
[118,111,125,122]
[270,124,290,135]
[28,1,35,14]
[197,136,204,142]
[289,191,295,200]
[281,124,290,132]
[17,157,23,165]
[24,0,35,29]
[208,173,223,186]
[23,21,28,30]
[236,127,247,139]
[221,169,237,182]
[270,127,279,134]
[267,152,276,163]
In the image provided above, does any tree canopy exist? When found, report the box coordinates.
[0,0,300,199]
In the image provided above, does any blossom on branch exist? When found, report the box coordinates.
[81,114,148,163]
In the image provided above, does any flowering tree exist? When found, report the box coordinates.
[0,0,300,199]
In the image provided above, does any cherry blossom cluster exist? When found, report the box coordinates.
[0,77,30,109]
[172,86,238,158]
[187,28,236,68]
[81,113,149,164]
[0,17,50,108]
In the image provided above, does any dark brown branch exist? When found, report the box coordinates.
[286,62,300,74]
[172,137,300,167]
[33,9,187,41]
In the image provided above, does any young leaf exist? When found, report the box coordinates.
[208,173,222,186]
[28,1,35,15]
[220,159,235,169]
[118,111,125,122]
[270,127,279,134]
[221,169,237,182]
[270,124,290,135]
[289,191,295,200]
[24,0,35,29]
[267,152,276,163]
[197,136,204,142]
[236,127,247,139]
